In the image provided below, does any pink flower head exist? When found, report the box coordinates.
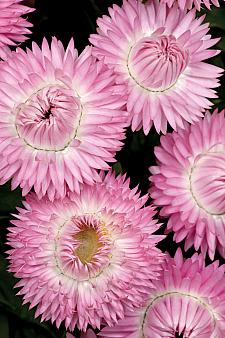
[100,248,225,337]
[0,38,128,200]
[0,0,34,59]
[7,171,164,331]
[161,0,220,11]
[90,0,222,134]
[150,110,225,260]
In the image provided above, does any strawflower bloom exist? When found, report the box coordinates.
[0,0,34,59]
[161,0,220,11]
[90,0,222,134]
[150,110,225,260]
[0,38,128,200]
[100,248,225,337]
[7,172,164,331]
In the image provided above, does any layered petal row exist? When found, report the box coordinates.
[161,0,220,11]
[0,0,34,59]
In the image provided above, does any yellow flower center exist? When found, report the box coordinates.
[74,228,101,264]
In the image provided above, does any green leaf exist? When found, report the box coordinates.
[112,162,123,175]
[0,314,9,338]
[0,182,22,213]
[217,36,225,52]
[204,8,225,30]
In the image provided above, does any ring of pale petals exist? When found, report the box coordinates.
[53,215,113,282]
[188,151,225,217]
[140,290,218,337]
[126,43,179,93]
[14,83,83,152]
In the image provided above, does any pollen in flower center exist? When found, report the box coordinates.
[15,85,81,151]
[74,228,101,264]
[189,149,225,215]
[128,35,188,92]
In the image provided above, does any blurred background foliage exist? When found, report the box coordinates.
[0,0,225,337]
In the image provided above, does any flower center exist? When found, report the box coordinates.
[74,228,101,264]
[189,147,225,216]
[127,35,188,92]
[55,215,112,280]
[15,85,81,151]
[41,107,53,120]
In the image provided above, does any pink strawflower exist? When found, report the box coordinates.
[161,0,220,10]
[100,248,225,337]
[7,172,164,331]
[90,0,222,134]
[0,0,34,59]
[150,110,225,260]
[0,37,128,200]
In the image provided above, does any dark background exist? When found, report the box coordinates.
[0,0,225,337]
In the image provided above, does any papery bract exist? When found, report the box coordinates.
[0,0,34,59]
[161,0,220,11]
